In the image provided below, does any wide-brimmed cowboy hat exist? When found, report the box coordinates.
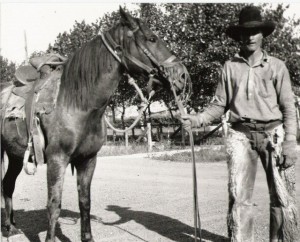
[226,6,276,41]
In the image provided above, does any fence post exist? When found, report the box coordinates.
[147,122,152,152]
[125,128,129,149]
[181,125,186,148]
[167,125,171,149]
[113,131,116,144]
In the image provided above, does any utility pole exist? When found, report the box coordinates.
[24,30,29,65]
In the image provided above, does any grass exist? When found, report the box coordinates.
[153,146,228,163]
[98,143,149,156]
[98,140,228,164]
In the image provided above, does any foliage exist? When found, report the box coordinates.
[0,55,16,84]
[262,4,300,94]
[139,3,300,109]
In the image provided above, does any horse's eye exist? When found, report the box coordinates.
[148,36,157,43]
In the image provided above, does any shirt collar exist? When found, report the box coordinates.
[234,50,270,67]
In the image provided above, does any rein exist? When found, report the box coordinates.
[169,78,201,242]
[104,76,155,133]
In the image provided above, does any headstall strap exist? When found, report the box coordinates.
[100,29,181,79]
[104,32,122,54]
[100,31,121,63]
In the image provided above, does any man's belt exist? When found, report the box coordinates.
[240,118,282,124]
[231,119,282,132]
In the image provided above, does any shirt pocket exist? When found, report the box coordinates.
[258,78,275,98]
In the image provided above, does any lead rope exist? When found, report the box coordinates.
[169,78,201,242]
[104,75,155,133]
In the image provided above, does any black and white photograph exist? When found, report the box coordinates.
[1,1,300,241]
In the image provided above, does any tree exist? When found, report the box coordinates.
[262,4,300,94]
[52,3,300,113]
[0,56,16,84]
[139,3,300,110]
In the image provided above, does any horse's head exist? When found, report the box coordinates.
[103,7,191,101]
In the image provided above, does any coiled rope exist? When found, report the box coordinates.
[104,75,155,133]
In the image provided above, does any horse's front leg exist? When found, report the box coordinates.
[45,152,69,242]
[75,156,97,242]
[2,154,23,236]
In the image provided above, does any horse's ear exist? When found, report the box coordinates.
[119,6,138,30]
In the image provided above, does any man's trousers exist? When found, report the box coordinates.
[225,122,298,242]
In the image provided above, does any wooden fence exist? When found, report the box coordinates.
[105,122,224,150]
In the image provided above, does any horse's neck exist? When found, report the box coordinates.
[93,64,122,110]
[88,28,124,110]
[57,36,123,112]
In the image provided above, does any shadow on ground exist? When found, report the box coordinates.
[1,208,82,242]
[102,205,229,242]
[2,206,229,242]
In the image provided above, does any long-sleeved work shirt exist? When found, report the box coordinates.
[201,50,297,140]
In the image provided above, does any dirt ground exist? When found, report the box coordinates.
[1,152,300,242]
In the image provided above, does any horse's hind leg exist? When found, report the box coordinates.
[75,156,97,242]
[45,152,69,242]
[2,153,23,236]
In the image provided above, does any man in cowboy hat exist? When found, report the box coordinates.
[182,5,298,241]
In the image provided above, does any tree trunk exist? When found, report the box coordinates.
[121,102,126,130]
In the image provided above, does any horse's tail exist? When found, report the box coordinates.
[1,84,13,185]
[1,149,8,204]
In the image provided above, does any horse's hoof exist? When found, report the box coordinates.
[7,225,23,237]
[81,234,94,242]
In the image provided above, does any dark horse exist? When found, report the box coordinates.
[1,8,190,242]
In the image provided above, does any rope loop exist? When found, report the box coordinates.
[128,77,135,86]
[104,75,152,133]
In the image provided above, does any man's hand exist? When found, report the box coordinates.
[180,114,204,130]
[280,140,298,169]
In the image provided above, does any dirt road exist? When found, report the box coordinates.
[2,153,300,241]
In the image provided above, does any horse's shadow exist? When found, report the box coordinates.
[1,208,81,242]
[1,206,229,242]
[102,205,229,242]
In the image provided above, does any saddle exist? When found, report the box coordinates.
[14,54,64,86]
[2,57,64,167]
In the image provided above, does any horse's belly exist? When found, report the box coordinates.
[2,118,28,157]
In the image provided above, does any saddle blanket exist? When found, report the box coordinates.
[1,71,61,119]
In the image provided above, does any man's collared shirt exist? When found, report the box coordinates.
[202,50,297,139]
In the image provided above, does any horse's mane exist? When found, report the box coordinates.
[58,19,151,110]
[59,33,117,110]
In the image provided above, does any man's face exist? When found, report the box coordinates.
[240,28,263,52]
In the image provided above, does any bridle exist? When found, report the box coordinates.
[99,25,191,102]
[100,24,191,133]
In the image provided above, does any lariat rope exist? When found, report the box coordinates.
[104,76,155,133]
[169,77,201,242]
[100,30,153,133]
[100,29,201,241]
